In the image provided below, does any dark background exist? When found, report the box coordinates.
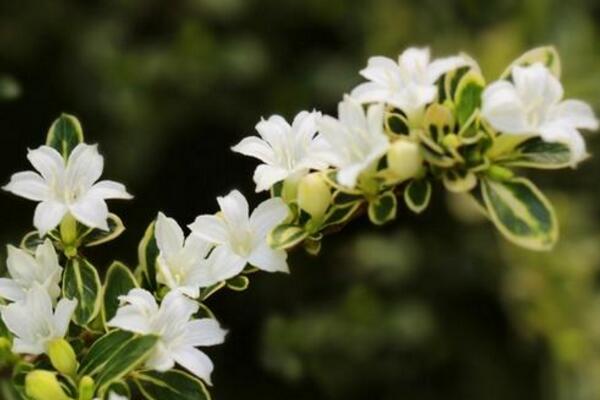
[0,0,599,399]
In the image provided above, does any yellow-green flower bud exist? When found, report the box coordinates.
[78,375,95,400]
[297,173,331,221]
[48,338,78,377]
[387,139,423,183]
[25,370,72,400]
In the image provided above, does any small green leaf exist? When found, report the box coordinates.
[267,224,308,250]
[79,330,158,393]
[62,257,102,326]
[102,380,130,399]
[132,370,211,400]
[481,177,558,251]
[226,275,249,292]
[404,180,431,214]
[46,114,84,159]
[19,231,46,253]
[368,191,397,225]
[322,202,361,228]
[138,222,159,291]
[454,71,485,127]
[443,170,477,193]
[303,236,322,256]
[80,214,126,247]
[501,46,561,79]
[331,191,363,206]
[199,282,226,302]
[497,137,571,169]
[102,262,138,325]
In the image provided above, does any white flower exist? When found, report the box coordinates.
[155,212,243,297]
[108,288,227,385]
[482,63,598,164]
[3,143,133,234]
[351,47,469,118]
[0,285,76,355]
[189,190,289,276]
[0,239,62,302]
[317,96,389,188]
[232,111,331,192]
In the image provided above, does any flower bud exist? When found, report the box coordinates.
[78,375,95,400]
[387,139,423,183]
[25,370,72,400]
[297,173,331,221]
[48,338,78,377]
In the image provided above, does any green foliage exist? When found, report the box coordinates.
[481,177,558,250]
[131,370,211,400]
[79,330,158,394]
[226,275,250,291]
[102,262,138,324]
[267,224,308,250]
[404,179,431,214]
[62,257,102,327]
[46,114,84,159]
[454,71,485,126]
[497,137,572,169]
[79,214,126,248]
[137,222,159,291]
[367,191,397,225]
[500,46,561,78]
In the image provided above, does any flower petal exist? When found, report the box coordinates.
[188,215,228,245]
[155,212,185,259]
[65,143,104,191]
[481,80,529,133]
[231,136,275,165]
[189,245,247,287]
[512,63,563,108]
[145,342,175,371]
[182,319,227,348]
[217,190,249,228]
[359,56,400,84]
[249,197,289,238]
[426,55,470,83]
[253,164,289,192]
[89,180,133,200]
[172,347,215,385]
[248,242,288,273]
[0,279,25,302]
[350,82,390,104]
[2,171,49,201]
[34,201,68,234]
[551,99,599,130]
[26,146,65,182]
[52,298,77,337]
[69,193,109,230]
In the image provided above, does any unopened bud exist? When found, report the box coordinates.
[60,213,78,248]
[387,139,423,183]
[78,376,95,400]
[48,338,78,377]
[487,165,514,181]
[25,370,72,400]
[297,173,331,221]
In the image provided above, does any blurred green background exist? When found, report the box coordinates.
[0,0,599,399]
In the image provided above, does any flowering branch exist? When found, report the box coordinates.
[0,46,597,400]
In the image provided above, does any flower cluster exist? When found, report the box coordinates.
[0,47,596,400]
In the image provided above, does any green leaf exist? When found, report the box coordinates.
[481,177,558,251]
[102,380,130,399]
[303,235,322,256]
[367,191,397,225]
[497,137,571,169]
[454,71,485,127]
[267,224,308,250]
[19,231,46,253]
[138,222,159,291]
[62,257,102,326]
[102,262,138,325]
[131,370,211,400]
[199,282,226,302]
[322,202,361,228]
[331,191,363,206]
[46,114,84,159]
[443,170,477,193]
[404,180,431,214]
[79,330,158,393]
[501,46,561,79]
[226,275,249,291]
[80,214,126,247]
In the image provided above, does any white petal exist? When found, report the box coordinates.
[2,171,48,201]
[13,338,44,355]
[359,56,400,83]
[292,110,321,145]
[156,290,199,329]
[399,47,431,74]
[231,136,276,165]
[551,99,599,130]
[34,201,68,234]
[89,180,133,200]
[119,288,159,313]
[183,319,227,347]
[426,55,469,83]
[0,279,25,302]
[337,163,364,188]
[188,215,228,245]
[481,81,529,133]
[35,239,61,277]
[248,242,288,273]
[145,342,175,371]
[217,190,249,228]
[65,144,104,190]
[539,123,587,165]
[6,245,39,284]
[69,193,109,230]
[26,146,65,182]
[350,82,390,104]
[172,347,215,384]
[155,212,185,259]
[190,245,247,287]
[249,197,289,238]
[52,298,77,337]
[512,63,563,108]
[108,305,153,334]
[253,164,289,192]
